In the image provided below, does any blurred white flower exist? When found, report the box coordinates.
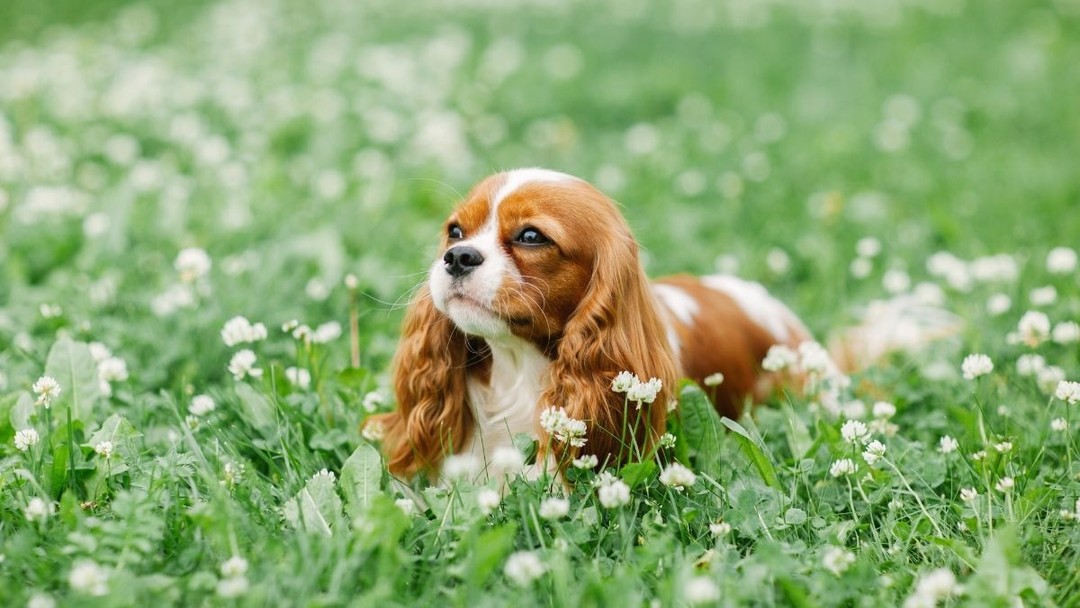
[361,391,386,413]
[25,497,52,522]
[285,367,311,390]
[26,593,55,608]
[766,248,790,274]
[442,454,480,480]
[970,450,987,461]
[1013,311,1050,347]
[659,463,697,490]
[189,395,216,417]
[597,478,631,508]
[684,576,721,605]
[1016,354,1046,376]
[762,344,797,372]
[709,521,732,537]
[504,551,545,587]
[477,488,501,515]
[994,441,1013,454]
[658,432,677,449]
[856,237,882,258]
[850,257,873,279]
[1038,366,1067,394]
[903,568,961,608]
[872,401,896,419]
[960,488,978,502]
[69,560,108,596]
[1028,286,1057,306]
[539,407,587,447]
[216,576,249,598]
[32,375,61,408]
[1050,418,1068,432]
[175,247,211,283]
[572,454,598,469]
[491,446,525,473]
[883,269,911,294]
[1057,381,1080,405]
[829,459,855,477]
[14,428,39,451]
[221,316,268,347]
[995,477,1014,493]
[361,420,385,443]
[1046,246,1078,274]
[822,546,855,575]
[986,293,1011,316]
[94,441,114,459]
[313,321,342,343]
[626,377,662,405]
[1053,322,1080,345]
[539,497,570,520]
[227,350,262,381]
[703,372,725,387]
[960,354,993,380]
[220,555,248,578]
[841,420,870,444]
[395,497,418,516]
[938,435,959,454]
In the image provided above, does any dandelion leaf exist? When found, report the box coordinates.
[44,337,102,424]
[340,442,383,519]
[283,472,342,536]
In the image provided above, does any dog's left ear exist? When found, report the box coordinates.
[541,229,678,468]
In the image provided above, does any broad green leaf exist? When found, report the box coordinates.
[620,460,657,489]
[784,507,807,525]
[7,392,33,434]
[340,443,383,518]
[677,384,724,476]
[44,338,101,424]
[283,471,343,535]
[84,413,138,451]
[720,417,782,491]
[234,382,277,437]
[968,526,1050,602]
[467,523,517,586]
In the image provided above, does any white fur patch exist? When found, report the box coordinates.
[462,335,551,482]
[701,274,806,342]
[491,167,579,208]
[653,284,700,325]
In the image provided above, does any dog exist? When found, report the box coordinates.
[367,168,953,481]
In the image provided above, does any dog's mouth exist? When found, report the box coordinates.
[445,292,531,327]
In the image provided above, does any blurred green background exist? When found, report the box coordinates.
[1,0,1078,383]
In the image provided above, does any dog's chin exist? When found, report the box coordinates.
[442,294,511,339]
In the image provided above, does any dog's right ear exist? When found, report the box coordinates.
[364,285,475,478]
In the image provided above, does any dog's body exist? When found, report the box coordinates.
[368,169,945,481]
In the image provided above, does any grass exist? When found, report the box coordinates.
[1,0,1080,605]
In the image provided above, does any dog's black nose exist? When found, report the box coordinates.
[443,246,484,277]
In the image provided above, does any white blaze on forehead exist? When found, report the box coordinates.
[653,284,700,325]
[490,168,581,210]
[701,274,808,343]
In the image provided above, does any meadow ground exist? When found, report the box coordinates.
[1,0,1080,605]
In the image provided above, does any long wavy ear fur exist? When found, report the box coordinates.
[366,286,476,478]
[541,227,679,468]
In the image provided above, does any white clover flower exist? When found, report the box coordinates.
[361,391,386,413]
[1029,286,1057,306]
[32,376,61,408]
[26,593,56,608]
[626,377,663,405]
[840,420,870,445]
[1051,418,1068,432]
[39,303,62,319]
[840,399,867,420]
[25,497,52,522]
[281,320,300,333]
[1046,246,1078,274]
[69,560,108,596]
[986,293,1012,316]
[862,440,887,466]
[220,555,249,578]
[189,394,216,417]
[227,350,262,381]
[703,372,725,387]
[903,568,961,608]
[798,342,833,374]
[995,477,1014,493]
[762,344,798,372]
[14,428,40,451]
[175,247,212,283]
[611,371,637,393]
[1056,380,1080,405]
[344,274,359,290]
[850,257,873,279]
[684,576,721,605]
[539,407,588,447]
[709,521,732,537]
[597,479,632,508]
[1015,311,1051,347]
[872,401,896,419]
[856,237,882,258]
[994,441,1013,454]
[97,357,128,383]
[477,488,501,515]
[442,454,480,480]
[659,463,697,490]
[822,546,855,575]
[829,458,855,478]
[361,419,386,443]
[312,321,342,343]
[216,576,249,598]
[960,354,993,380]
[88,342,112,362]
[960,487,978,502]
[395,497,418,516]
[970,450,987,461]
[491,446,526,473]
[1053,322,1080,345]
[883,269,911,294]
[94,441,114,459]
[221,316,268,347]
[285,367,311,390]
[572,454,599,469]
[1016,354,1046,376]
[938,435,959,454]
[539,497,570,520]
[221,461,245,487]
[504,551,545,587]
[658,432,677,449]
[1038,366,1067,394]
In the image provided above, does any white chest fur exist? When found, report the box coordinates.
[461,336,550,480]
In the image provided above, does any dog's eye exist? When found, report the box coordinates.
[448,224,464,240]
[514,228,550,246]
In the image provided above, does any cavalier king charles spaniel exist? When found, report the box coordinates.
[368,168,951,481]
